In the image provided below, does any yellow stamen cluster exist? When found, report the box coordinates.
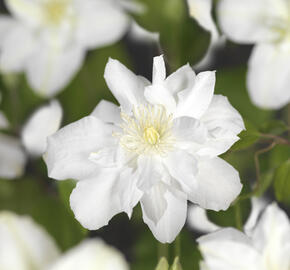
[117,104,175,156]
[43,0,70,26]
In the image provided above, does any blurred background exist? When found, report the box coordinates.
[0,0,289,269]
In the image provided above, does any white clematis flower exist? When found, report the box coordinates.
[0,211,60,269]
[0,0,140,97]
[0,92,26,179]
[218,0,290,109]
[187,0,225,70]
[21,100,62,156]
[198,203,290,270]
[44,55,244,243]
[0,211,129,270]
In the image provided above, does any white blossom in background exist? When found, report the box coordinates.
[198,203,290,270]
[0,211,60,269]
[21,100,62,157]
[128,21,159,43]
[49,239,129,270]
[218,0,290,109]
[0,211,129,270]
[187,0,225,70]
[0,0,142,97]
[0,92,26,179]
[44,55,244,243]
[187,197,268,234]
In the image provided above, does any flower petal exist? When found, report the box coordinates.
[0,111,9,129]
[21,100,62,157]
[152,55,166,84]
[70,168,140,230]
[26,44,85,97]
[163,150,198,194]
[198,228,260,270]
[247,43,290,109]
[0,134,26,179]
[0,23,36,72]
[217,0,288,44]
[141,183,187,243]
[189,157,242,211]
[0,211,60,269]
[198,95,245,157]
[250,203,290,269]
[91,100,121,124]
[104,58,147,112]
[4,0,43,26]
[0,16,17,47]
[175,71,215,119]
[44,116,114,181]
[75,0,129,49]
[165,64,196,96]
[49,239,129,270]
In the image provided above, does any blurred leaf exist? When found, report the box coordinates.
[260,120,289,135]
[57,179,76,211]
[170,257,183,270]
[231,120,260,151]
[156,257,169,270]
[0,177,87,251]
[134,0,210,68]
[274,159,290,205]
[253,170,274,197]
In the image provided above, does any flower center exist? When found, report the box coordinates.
[43,0,70,26]
[117,104,175,156]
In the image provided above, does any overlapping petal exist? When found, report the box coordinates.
[91,100,121,124]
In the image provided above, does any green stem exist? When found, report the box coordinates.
[174,235,181,258]
[234,203,243,231]
[158,243,169,260]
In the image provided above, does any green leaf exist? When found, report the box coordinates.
[156,257,169,270]
[260,120,290,135]
[274,159,290,205]
[231,120,261,151]
[57,180,76,211]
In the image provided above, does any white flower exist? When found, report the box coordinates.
[0,0,140,97]
[44,55,244,243]
[0,211,60,269]
[0,211,129,270]
[0,92,26,179]
[128,21,159,43]
[49,239,129,270]
[21,100,62,156]
[218,0,290,109]
[198,203,290,270]
[187,0,225,70]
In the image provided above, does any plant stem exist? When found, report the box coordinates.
[158,243,169,260]
[174,235,181,258]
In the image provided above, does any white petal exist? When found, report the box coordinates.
[44,116,114,181]
[91,100,121,124]
[165,64,196,96]
[163,150,198,194]
[189,157,242,211]
[187,205,220,233]
[49,239,129,270]
[141,183,187,243]
[22,100,62,157]
[4,0,43,27]
[26,44,85,97]
[0,211,60,269]
[0,134,26,179]
[70,168,140,230]
[75,0,129,49]
[0,23,36,72]
[175,71,215,119]
[0,16,18,48]
[128,21,159,43]
[152,55,166,84]
[198,95,245,157]
[104,58,147,112]
[187,0,219,43]
[251,203,290,269]
[247,43,290,109]
[172,116,208,144]
[217,0,288,44]
[198,228,260,270]
[0,111,9,129]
